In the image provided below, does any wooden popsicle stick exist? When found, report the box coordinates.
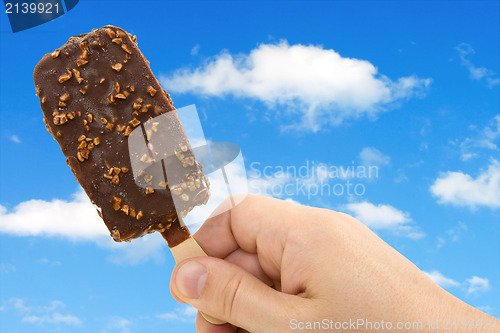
[169,236,226,325]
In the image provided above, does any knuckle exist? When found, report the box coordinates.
[221,273,244,320]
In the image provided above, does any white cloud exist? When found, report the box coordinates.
[424,270,461,288]
[460,115,500,161]
[466,276,491,295]
[0,262,16,274]
[9,135,21,143]
[190,44,200,56]
[344,201,424,239]
[430,159,500,210]
[157,305,198,323]
[22,313,82,326]
[163,41,431,131]
[37,258,62,267]
[437,221,468,248]
[424,271,491,296]
[0,191,107,240]
[6,298,82,327]
[358,147,390,166]
[102,316,132,333]
[456,43,500,87]
[0,191,167,265]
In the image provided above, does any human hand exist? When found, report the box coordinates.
[170,195,497,333]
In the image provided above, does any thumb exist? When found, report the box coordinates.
[170,257,301,332]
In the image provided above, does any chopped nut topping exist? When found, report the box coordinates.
[80,148,90,160]
[116,30,126,38]
[100,117,108,124]
[136,210,143,220]
[103,173,113,180]
[87,113,93,123]
[105,28,116,39]
[112,197,122,211]
[59,93,70,102]
[121,167,129,173]
[112,37,122,44]
[121,44,132,54]
[147,86,157,96]
[195,179,201,188]
[107,93,115,103]
[78,135,86,142]
[129,85,135,92]
[77,152,85,162]
[115,93,127,99]
[76,59,88,67]
[121,204,129,215]
[123,91,130,97]
[146,129,152,140]
[85,125,90,131]
[144,165,154,175]
[188,181,196,191]
[99,78,105,84]
[58,101,66,107]
[51,49,60,58]
[116,124,125,132]
[179,143,188,152]
[158,180,167,188]
[35,86,41,96]
[72,69,84,84]
[132,102,142,110]
[106,123,115,131]
[58,70,72,83]
[111,229,120,241]
[154,105,164,115]
[124,126,133,136]
[112,63,123,72]
[132,35,137,42]
[87,142,95,150]
[136,97,143,103]
[53,113,68,125]
[41,96,47,104]
[83,119,88,126]
[151,122,159,132]
[79,84,89,95]
[172,186,183,195]
[112,174,120,184]
[129,118,140,127]
[67,112,76,120]
[77,141,87,150]
[145,187,154,194]
[79,41,89,60]
[93,137,100,145]
[132,111,139,117]
[141,104,151,113]
[112,82,119,93]
[129,207,136,218]
[185,156,195,166]
[113,167,121,175]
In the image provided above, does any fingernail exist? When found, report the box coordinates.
[176,260,207,299]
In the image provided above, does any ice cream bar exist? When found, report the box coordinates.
[33,26,210,246]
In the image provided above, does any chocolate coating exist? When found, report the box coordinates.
[34,26,209,245]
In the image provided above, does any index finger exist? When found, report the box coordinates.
[193,194,303,280]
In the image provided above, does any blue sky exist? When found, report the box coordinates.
[1,1,499,332]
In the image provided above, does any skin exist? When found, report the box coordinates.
[170,195,499,333]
